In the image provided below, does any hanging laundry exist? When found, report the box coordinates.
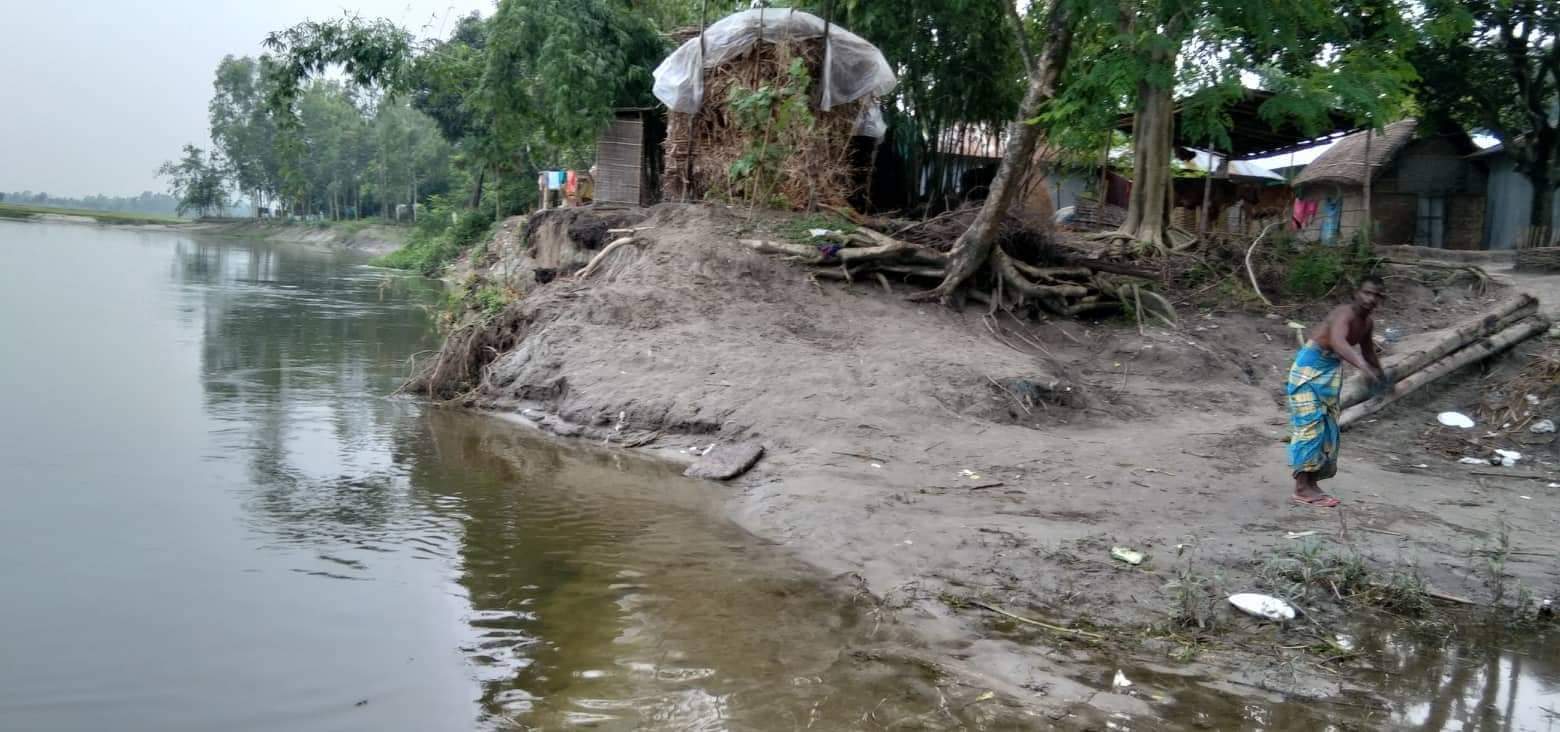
[1291,198,1319,230]
[1321,198,1341,244]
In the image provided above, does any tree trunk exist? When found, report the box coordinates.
[915,0,1076,302]
[1362,130,1372,246]
[1530,169,1553,232]
[1197,157,1214,234]
[469,165,487,210]
[1109,78,1176,254]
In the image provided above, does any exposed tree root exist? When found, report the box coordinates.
[748,223,1176,325]
[1088,225,1199,259]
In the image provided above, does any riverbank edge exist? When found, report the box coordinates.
[0,211,412,256]
[417,205,1558,727]
[184,220,412,256]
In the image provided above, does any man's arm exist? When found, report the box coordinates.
[1362,320,1382,372]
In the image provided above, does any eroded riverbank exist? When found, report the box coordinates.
[415,203,1560,728]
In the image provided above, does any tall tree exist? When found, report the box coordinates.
[209,56,280,216]
[158,145,230,217]
[917,0,1080,301]
[1053,0,1416,256]
[1413,0,1558,229]
[261,0,668,215]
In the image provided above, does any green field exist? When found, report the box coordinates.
[0,202,186,225]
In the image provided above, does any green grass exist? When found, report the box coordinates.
[377,208,493,276]
[775,211,858,242]
[0,202,185,225]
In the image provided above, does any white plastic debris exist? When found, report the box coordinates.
[1286,531,1319,539]
[652,8,897,136]
[1110,546,1145,566]
[1229,593,1297,621]
[1112,670,1133,689]
[807,228,833,238]
[1459,457,1492,465]
[1548,483,1560,489]
[1531,419,1556,434]
[1525,394,1541,406]
[1333,634,1356,651]
[1438,412,1476,429]
[1495,449,1523,467]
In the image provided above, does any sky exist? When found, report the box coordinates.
[0,0,491,198]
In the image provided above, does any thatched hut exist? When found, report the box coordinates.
[1292,119,1487,249]
[651,9,895,210]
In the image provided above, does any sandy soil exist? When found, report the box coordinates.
[184,220,410,255]
[448,203,1558,724]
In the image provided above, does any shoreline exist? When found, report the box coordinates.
[0,210,411,256]
[415,204,1558,726]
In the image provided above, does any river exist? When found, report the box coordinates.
[0,221,969,731]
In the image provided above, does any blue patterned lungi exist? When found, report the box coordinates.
[1287,341,1343,479]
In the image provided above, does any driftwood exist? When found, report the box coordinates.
[1339,294,1538,408]
[1380,258,1492,292]
[575,236,639,280]
[1340,316,1551,429]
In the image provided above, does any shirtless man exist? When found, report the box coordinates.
[1285,277,1388,507]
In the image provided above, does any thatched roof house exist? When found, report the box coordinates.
[1293,120,1420,187]
[1292,119,1487,249]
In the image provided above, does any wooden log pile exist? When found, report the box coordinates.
[1515,247,1560,273]
[1338,294,1551,429]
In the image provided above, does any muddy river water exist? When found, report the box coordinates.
[0,222,962,731]
[1,220,1557,731]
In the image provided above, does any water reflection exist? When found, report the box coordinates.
[170,232,988,729]
[1129,614,1560,730]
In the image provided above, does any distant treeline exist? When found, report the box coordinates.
[0,191,251,218]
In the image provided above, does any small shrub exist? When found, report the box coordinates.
[378,205,494,276]
[1284,246,1345,298]
[775,211,858,242]
[1368,568,1431,616]
[1164,541,1224,630]
[473,286,509,316]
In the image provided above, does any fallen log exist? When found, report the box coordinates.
[1339,316,1550,429]
[1338,294,1537,408]
[575,236,639,280]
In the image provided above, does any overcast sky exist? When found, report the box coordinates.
[0,0,491,198]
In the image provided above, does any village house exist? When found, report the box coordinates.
[1291,119,1487,249]
[1472,143,1560,249]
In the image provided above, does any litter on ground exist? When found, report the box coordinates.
[1438,412,1476,429]
[1110,547,1146,566]
[1229,593,1297,621]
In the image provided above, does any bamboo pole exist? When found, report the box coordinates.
[1339,316,1550,429]
[1338,294,1538,408]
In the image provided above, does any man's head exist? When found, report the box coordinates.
[1354,276,1385,313]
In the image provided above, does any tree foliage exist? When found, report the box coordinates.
[1039,0,1418,254]
[1412,0,1559,226]
[158,144,230,217]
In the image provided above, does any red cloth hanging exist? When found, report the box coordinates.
[1292,199,1319,230]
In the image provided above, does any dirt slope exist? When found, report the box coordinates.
[449,203,1558,723]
